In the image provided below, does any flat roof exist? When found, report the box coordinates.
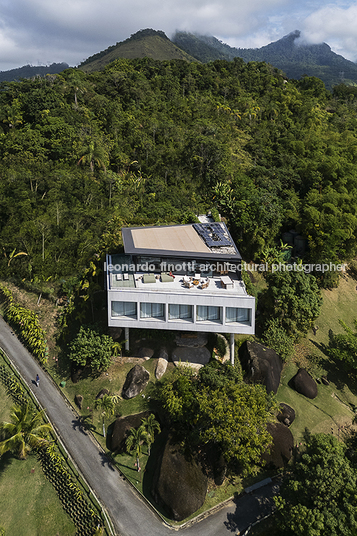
[122,223,241,260]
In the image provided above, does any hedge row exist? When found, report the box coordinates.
[0,283,48,365]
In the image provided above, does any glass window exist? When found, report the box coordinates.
[197,305,222,322]
[111,301,137,318]
[140,302,165,320]
[168,304,193,320]
[226,307,250,323]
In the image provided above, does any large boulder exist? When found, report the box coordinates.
[156,347,169,379]
[262,422,294,469]
[152,435,208,521]
[239,341,283,394]
[277,403,295,427]
[110,411,151,452]
[290,368,318,399]
[171,347,211,370]
[122,365,150,399]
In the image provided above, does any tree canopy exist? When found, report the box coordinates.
[275,433,357,536]
[154,361,276,473]
[0,60,356,285]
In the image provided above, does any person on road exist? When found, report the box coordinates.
[36,373,40,387]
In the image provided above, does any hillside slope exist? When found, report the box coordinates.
[79,29,197,72]
[0,62,69,83]
[173,30,357,88]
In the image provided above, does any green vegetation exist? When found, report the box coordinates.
[275,433,357,536]
[0,403,52,459]
[0,283,49,365]
[173,30,357,89]
[94,394,120,437]
[0,57,356,286]
[328,319,357,370]
[0,383,76,536]
[153,361,277,474]
[68,326,114,373]
[262,318,294,362]
[2,45,357,529]
[126,425,148,472]
[141,413,160,455]
[262,270,323,337]
[79,29,196,72]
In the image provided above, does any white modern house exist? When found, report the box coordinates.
[106,222,255,362]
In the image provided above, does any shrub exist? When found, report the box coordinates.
[68,326,113,373]
[262,318,294,362]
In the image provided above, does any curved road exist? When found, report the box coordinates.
[0,316,279,536]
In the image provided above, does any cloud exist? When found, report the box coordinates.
[0,0,288,69]
[300,4,357,61]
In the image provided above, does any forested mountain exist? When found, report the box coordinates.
[172,30,357,89]
[0,57,357,286]
[79,29,197,72]
[0,63,69,83]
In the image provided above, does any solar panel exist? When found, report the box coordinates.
[193,223,232,247]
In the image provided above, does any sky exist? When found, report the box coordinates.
[0,0,356,71]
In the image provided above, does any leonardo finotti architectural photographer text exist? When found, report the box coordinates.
[106,261,347,274]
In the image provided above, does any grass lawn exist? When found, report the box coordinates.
[276,272,357,444]
[0,383,76,536]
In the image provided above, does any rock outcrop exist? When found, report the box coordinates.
[262,422,294,468]
[96,388,110,400]
[290,368,318,399]
[277,403,295,426]
[137,347,154,360]
[152,434,207,521]
[171,347,210,370]
[74,394,83,410]
[122,365,150,399]
[155,347,169,379]
[110,411,152,452]
[239,341,283,394]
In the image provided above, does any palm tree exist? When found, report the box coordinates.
[111,340,127,358]
[0,403,52,459]
[77,138,108,173]
[94,395,117,438]
[141,414,160,456]
[126,425,148,472]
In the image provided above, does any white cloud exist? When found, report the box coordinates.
[301,4,357,61]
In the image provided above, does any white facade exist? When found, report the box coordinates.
[106,223,256,343]
[107,270,255,335]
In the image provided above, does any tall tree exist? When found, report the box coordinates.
[141,414,160,455]
[126,425,148,472]
[94,394,118,437]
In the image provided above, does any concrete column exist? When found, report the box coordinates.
[230,333,235,365]
[125,327,129,353]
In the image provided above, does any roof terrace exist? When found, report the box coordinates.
[109,271,248,297]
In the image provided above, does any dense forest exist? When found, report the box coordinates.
[0,57,357,287]
[173,30,357,89]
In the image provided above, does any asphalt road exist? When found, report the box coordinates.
[0,316,279,536]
